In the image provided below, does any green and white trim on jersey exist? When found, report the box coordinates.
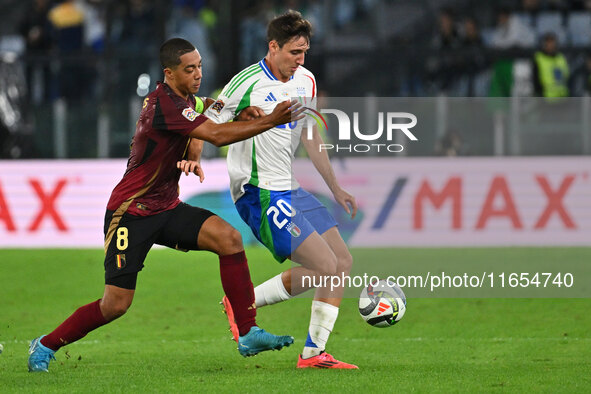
[205,59,317,202]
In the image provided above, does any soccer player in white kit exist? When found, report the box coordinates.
[206,10,358,369]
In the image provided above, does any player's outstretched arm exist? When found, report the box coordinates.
[236,106,266,121]
[301,125,358,219]
[189,100,304,147]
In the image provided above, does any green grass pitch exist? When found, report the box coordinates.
[1,248,590,392]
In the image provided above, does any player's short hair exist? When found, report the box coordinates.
[267,10,312,47]
[159,38,195,70]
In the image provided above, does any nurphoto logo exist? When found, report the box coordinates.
[303,105,418,154]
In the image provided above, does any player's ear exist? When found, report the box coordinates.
[269,40,279,53]
[163,67,174,80]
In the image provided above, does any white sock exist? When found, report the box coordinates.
[254,273,292,308]
[302,301,339,359]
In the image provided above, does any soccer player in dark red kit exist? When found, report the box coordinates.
[28,38,304,372]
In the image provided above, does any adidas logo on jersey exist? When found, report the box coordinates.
[265,92,277,102]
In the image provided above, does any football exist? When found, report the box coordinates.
[359,279,407,327]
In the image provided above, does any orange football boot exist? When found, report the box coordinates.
[221,296,239,342]
[297,352,358,369]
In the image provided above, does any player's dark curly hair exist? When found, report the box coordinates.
[159,38,195,70]
[267,10,312,47]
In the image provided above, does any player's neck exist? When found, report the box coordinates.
[264,56,289,83]
[163,80,189,100]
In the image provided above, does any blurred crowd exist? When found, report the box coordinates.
[2,0,591,159]
[18,0,207,103]
[15,0,375,105]
[16,0,591,103]
[3,0,373,158]
[427,0,591,97]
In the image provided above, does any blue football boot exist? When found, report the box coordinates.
[238,326,294,357]
[28,336,56,372]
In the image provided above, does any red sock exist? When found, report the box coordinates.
[219,251,257,336]
[41,299,108,351]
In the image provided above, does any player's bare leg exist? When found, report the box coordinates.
[252,231,337,308]
[100,285,135,321]
[286,231,339,294]
[256,228,350,302]
[198,215,293,356]
[197,215,245,255]
[315,226,353,306]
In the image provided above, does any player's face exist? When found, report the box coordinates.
[166,50,203,97]
[271,36,309,81]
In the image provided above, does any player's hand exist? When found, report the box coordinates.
[269,99,306,126]
[177,160,205,183]
[237,106,265,121]
[333,187,358,219]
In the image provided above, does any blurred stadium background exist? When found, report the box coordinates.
[0,0,590,159]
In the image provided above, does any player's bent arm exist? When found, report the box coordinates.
[189,100,303,147]
[301,126,358,218]
[186,138,204,162]
[300,125,340,192]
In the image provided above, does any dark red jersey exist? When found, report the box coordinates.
[106,82,207,216]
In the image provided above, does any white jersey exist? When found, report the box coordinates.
[205,59,317,202]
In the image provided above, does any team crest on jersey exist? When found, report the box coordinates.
[182,107,199,121]
[211,99,225,114]
[286,222,301,237]
[116,254,126,270]
[297,87,306,96]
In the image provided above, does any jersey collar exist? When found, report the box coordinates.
[259,59,294,81]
